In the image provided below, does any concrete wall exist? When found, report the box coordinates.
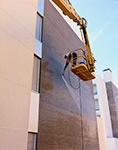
[37,1,99,150]
[106,138,118,150]
[103,69,113,83]
[106,82,118,138]
[0,0,37,149]
[93,75,118,150]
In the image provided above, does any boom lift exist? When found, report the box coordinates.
[52,0,95,81]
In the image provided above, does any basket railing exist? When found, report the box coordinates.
[70,48,87,67]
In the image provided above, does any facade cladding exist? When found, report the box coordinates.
[0,0,38,150]
[106,82,118,138]
[37,0,99,150]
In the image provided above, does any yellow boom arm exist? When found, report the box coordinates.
[52,0,95,73]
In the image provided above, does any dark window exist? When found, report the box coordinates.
[32,55,41,93]
[95,99,99,111]
[35,14,43,42]
[27,133,37,150]
[93,84,97,95]
[116,94,118,100]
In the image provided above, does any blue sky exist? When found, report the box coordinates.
[71,0,118,85]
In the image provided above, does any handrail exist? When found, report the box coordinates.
[69,48,87,66]
[70,48,85,53]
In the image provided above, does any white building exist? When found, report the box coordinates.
[93,69,118,150]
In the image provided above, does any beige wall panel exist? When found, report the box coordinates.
[97,117,106,150]
[29,0,38,9]
[0,0,37,149]
[0,11,35,51]
[0,77,31,129]
[0,127,27,150]
[0,0,37,36]
[28,92,40,133]
[0,30,33,89]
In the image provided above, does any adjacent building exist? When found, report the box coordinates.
[0,0,99,150]
[93,69,118,150]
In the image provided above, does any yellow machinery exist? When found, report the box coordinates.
[70,48,95,81]
[52,0,95,81]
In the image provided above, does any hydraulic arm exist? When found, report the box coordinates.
[52,0,95,80]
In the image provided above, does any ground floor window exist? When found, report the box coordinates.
[32,55,41,93]
[27,132,37,150]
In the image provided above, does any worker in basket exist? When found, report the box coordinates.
[62,52,77,75]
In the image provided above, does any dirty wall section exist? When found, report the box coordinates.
[37,0,99,150]
[106,82,118,138]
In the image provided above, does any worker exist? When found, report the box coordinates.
[62,52,77,75]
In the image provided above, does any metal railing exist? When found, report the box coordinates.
[70,48,87,67]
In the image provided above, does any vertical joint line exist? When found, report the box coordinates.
[79,80,84,150]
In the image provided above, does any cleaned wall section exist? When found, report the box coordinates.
[0,0,37,149]
[37,1,99,150]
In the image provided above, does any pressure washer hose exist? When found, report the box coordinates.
[62,67,84,150]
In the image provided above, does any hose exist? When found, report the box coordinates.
[66,67,84,150]
[67,67,80,90]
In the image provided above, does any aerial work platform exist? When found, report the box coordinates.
[71,64,95,81]
[51,0,96,81]
[69,48,95,81]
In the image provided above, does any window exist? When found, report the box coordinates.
[93,84,97,95]
[27,133,37,150]
[95,99,99,111]
[116,94,118,100]
[35,14,43,42]
[96,114,101,118]
[32,55,41,93]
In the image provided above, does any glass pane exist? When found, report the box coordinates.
[95,99,99,110]
[27,133,37,150]
[93,84,97,95]
[32,56,41,92]
[35,14,43,41]
[116,94,118,100]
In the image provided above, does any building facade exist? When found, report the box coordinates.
[36,1,99,150]
[0,0,44,149]
[27,0,44,149]
[93,69,118,150]
[0,0,99,150]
